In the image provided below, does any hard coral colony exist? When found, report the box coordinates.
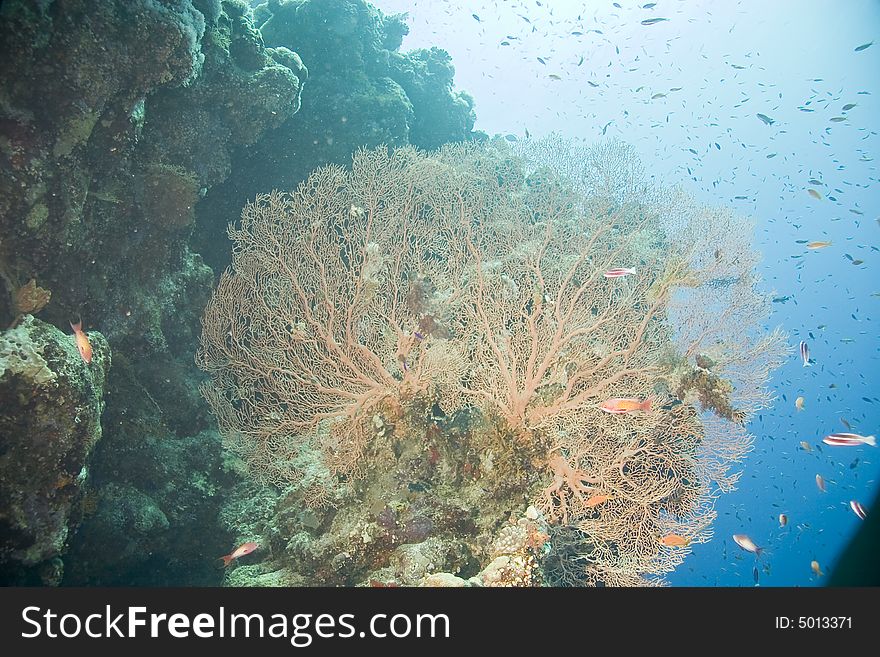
[198,137,785,586]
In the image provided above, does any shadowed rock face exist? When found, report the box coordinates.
[195,0,478,275]
[0,0,303,585]
[0,316,110,585]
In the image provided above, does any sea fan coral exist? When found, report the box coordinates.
[198,139,785,585]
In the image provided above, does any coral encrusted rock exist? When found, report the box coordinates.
[0,316,110,584]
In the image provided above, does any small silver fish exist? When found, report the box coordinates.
[799,340,811,367]
[732,534,763,556]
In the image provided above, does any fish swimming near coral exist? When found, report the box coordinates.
[659,533,690,547]
[822,433,876,447]
[732,534,763,556]
[603,267,637,278]
[585,493,614,508]
[600,397,652,414]
[220,541,259,567]
[70,317,92,364]
[799,340,811,367]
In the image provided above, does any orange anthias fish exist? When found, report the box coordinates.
[600,397,652,414]
[220,541,259,567]
[585,493,613,508]
[70,318,92,363]
[806,240,832,250]
[659,534,690,547]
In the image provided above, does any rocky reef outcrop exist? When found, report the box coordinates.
[194,0,478,273]
[0,316,110,584]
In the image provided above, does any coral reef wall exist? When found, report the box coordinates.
[194,0,477,273]
[0,0,475,584]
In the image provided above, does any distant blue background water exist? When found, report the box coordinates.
[372,0,880,586]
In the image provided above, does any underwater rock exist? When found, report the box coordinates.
[0,0,307,356]
[225,564,304,587]
[0,316,110,584]
[0,0,207,271]
[259,0,396,76]
[62,483,170,583]
[139,0,308,183]
[63,430,235,586]
[419,572,470,587]
[196,0,476,275]
[389,47,476,151]
[419,507,549,587]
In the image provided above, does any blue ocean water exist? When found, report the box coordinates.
[372,0,880,586]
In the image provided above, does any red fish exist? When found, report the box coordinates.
[70,318,92,364]
[585,493,614,508]
[659,534,690,547]
[822,433,876,447]
[603,267,637,278]
[600,397,652,414]
[850,500,867,520]
[220,541,259,567]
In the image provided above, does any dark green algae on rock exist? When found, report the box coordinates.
[0,316,110,585]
